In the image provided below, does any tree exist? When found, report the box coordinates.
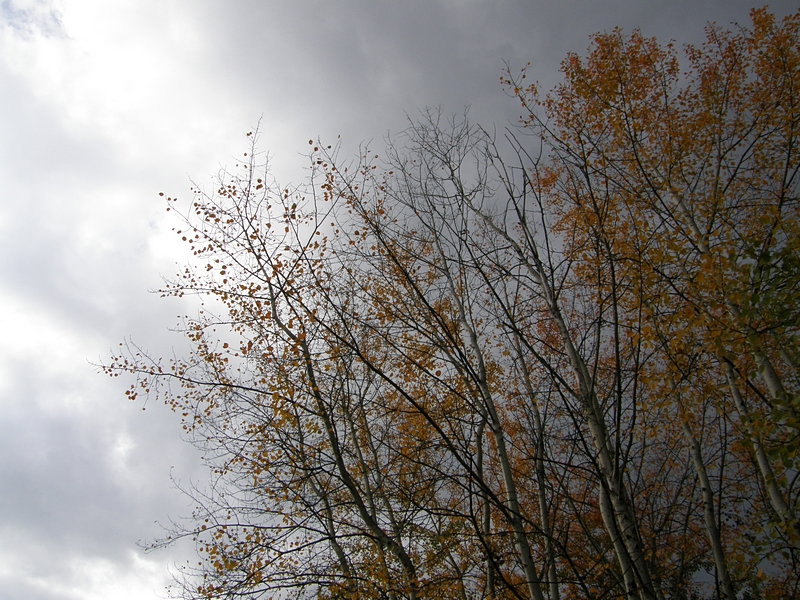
[505,6,800,596]
[107,8,800,599]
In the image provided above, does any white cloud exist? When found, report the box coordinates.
[0,541,175,600]
[1,0,65,38]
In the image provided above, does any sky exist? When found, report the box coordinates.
[0,1,796,599]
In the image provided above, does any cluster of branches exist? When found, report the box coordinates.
[107,9,800,599]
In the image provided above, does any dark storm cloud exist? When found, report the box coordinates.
[0,2,796,598]
[169,1,798,163]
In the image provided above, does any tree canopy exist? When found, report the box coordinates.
[107,8,800,599]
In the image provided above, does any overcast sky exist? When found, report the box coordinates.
[0,1,796,599]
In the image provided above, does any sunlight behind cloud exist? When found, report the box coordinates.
[1,0,235,170]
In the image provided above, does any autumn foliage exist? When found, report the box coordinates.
[107,9,800,599]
